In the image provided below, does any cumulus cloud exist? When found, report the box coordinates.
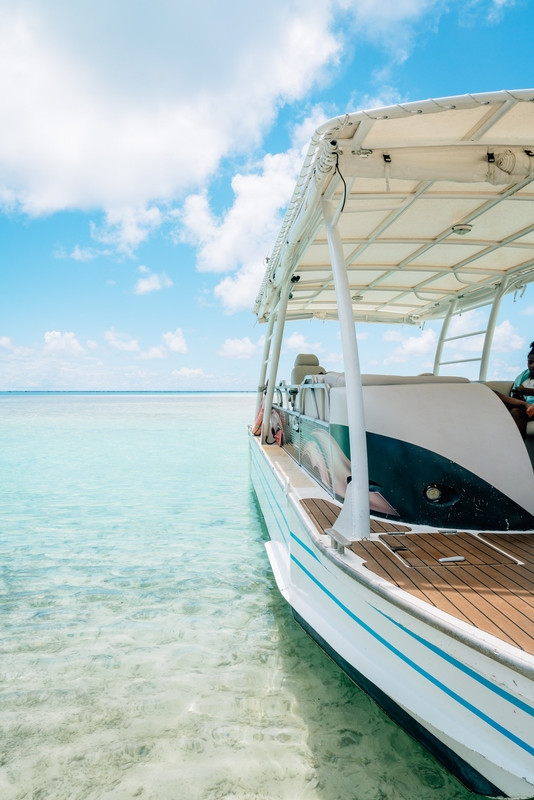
[133,266,173,295]
[0,335,32,356]
[0,2,339,224]
[104,327,140,352]
[322,351,343,363]
[491,358,523,379]
[384,328,437,363]
[218,337,260,359]
[44,330,85,355]
[162,328,187,353]
[284,331,323,352]
[171,367,212,379]
[71,244,95,261]
[138,346,166,359]
[181,148,302,313]
[0,0,459,274]
[442,311,524,356]
[86,339,98,349]
[492,320,525,353]
[92,207,164,256]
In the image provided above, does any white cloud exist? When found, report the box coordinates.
[182,148,302,313]
[522,305,534,316]
[134,268,173,295]
[352,86,403,111]
[492,320,525,353]
[218,336,259,359]
[447,309,486,338]
[284,331,323,352]
[104,327,140,352]
[44,330,85,355]
[383,329,404,342]
[0,0,452,273]
[86,339,97,349]
[384,328,437,363]
[162,328,187,353]
[322,351,343,363]
[71,244,95,261]
[0,335,32,356]
[171,367,212,379]
[442,312,524,356]
[92,208,164,255]
[487,0,515,23]
[139,346,166,359]
[0,2,339,226]
[491,358,522,379]
[106,279,116,285]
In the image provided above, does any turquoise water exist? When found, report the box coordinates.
[0,394,473,800]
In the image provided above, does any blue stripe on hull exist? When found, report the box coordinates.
[293,610,505,798]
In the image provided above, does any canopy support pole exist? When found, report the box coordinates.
[479,277,508,381]
[322,199,370,540]
[261,276,292,443]
[255,293,279,415]
[433,298,458,375]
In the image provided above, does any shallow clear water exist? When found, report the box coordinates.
[0,394,473,800]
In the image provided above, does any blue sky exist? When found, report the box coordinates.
[0,0,533,390]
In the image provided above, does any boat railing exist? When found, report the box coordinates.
[273,381,334,496]
[274,379,331,419]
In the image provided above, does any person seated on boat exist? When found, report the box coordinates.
[493,342,534,439]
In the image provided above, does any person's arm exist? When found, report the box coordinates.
[511,370,528,397]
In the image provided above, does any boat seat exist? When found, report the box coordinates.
[301,372,343,419]
[291,354,326,386]
[361,374,470,386]
[485,381,534,464]
[303,372,470,421]
[485,380,515,395]
[313,373,469,387]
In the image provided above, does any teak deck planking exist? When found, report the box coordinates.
[299,498,534,655]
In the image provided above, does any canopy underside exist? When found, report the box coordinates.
[254,90,534,325]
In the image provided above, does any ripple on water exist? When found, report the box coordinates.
[0,395,475,800]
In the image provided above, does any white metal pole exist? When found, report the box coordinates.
[479,277,508,381]
[255,293,279,414]
[322,199,370,540]
[433,298,457,375]
[261,276,292,443]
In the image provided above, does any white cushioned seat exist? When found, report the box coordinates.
[291,354,326,386]
[361,374,469,386]
[484,380,514,395]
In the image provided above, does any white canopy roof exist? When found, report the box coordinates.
[254,90,534,325]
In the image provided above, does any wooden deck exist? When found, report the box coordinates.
[300,498,534,655]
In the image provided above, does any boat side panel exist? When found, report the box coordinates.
[293,609,504,798]
[250,436,534,798]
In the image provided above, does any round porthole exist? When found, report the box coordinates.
[423,484,460,506]
[424,485,442,502]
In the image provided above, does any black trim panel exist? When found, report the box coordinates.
[292,609,506,798]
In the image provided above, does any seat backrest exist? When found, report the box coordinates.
[291,354,326,386]
[485,380,514,396]
[361,374,469,386]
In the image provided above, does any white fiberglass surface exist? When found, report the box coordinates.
[0,394,471,800]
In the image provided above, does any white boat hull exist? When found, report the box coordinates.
[250,433,534,799]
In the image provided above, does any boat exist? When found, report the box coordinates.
[249,90,534,798]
